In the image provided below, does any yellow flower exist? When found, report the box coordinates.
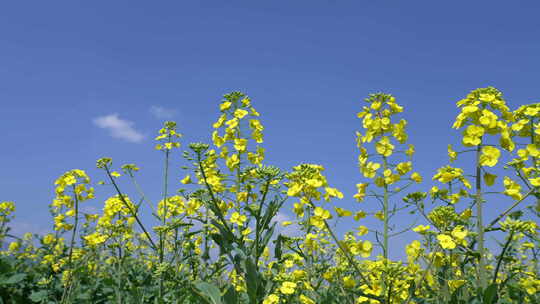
[355,240,372,258]
[412,225,430,234]
[374,211,384,221]
[230,212,247,226]
[8,241,20,252]
[306,179,323,188]
[280,281,297,295]
[356,225,368,236]
[220,101,232,111]
[451,225,468,241]
[503,177,522,200]
[263,294,280,304]
[234,138,247,152]
[213,114,226,128]
[462,125,484,146]
[410,172,422,183]
[406,240,422,258]
[334,207,352,217]
[530,177,540,187]
[354,211,366,221]
[287,183,303,197]
[447,144,457,162]
[343,276,356,288]
[396,161,412,175]
[249,119,264,131]
[180,175,191,184]
[484,172,497,186]
[314,207,331,219]
[212,131,225,147]
[299,295,315,304]
[226,154,240,171]
[225,118,239,129]
[234,109,249,119]
[460,208,472,220]
[250,107,260,117]
[479,146,500,167]
[448,280,466,291]
[83,232,107,246]
[375,136,394,157]
[353,183,368,202]
[437,234,456,250]
[362,162,380,178]
[324,187,343,201]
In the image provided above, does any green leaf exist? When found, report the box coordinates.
[29,290,48,303]
[244,258,261,304]
[222,286,238,304]
[193,282,222,304]
[483,283,498,304]
[2,273,26,285]
[260,222,276,250]
[274,234,283,260]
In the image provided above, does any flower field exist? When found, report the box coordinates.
[0,88,538,303]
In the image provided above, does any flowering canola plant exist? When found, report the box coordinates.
[0,87,538,304]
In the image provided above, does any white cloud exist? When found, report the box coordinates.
[150,105,176,119]
[93,114,144,143]
[271,211,301,237]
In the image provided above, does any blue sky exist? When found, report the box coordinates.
[1,1,539,258]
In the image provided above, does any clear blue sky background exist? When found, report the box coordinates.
[1,1,539,259]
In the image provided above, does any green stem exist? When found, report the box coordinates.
[382,156,390,261]
[159,146,170,300]
[62,185,80,303]
[104,166,157,251]
[493,231,514,285]
[475,142,487,290]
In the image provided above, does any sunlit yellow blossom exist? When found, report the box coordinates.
[503,176,522,200]
[226,154,240,171]
[353,183,368,202]
[287,183,303,197]
[234,138,247,152]
[448,280,466,291]
[437,234,456,250]
[462,125,484,146]
[220,101,232,111]
[262,294,280,304]
[334,207,352,217]
[212,131,225,147]
[230,212,247,226]
[299,295,315,304]
[413,225,430,234]
[451,225,468,241]
[479,146,500,167]
[280,281,297,295]
[362,162,380,178]
[354,211,366,221]
[406,240,422,258]
[447,144,457,162]
[233,108,249,119]
[225,118,239,129]
[375,136,394,157]
[180,175,191,184]
[356,225,368,236]
[213,114,226,128]
[324,187,343,201]
[410,172,422,183]
[343,276,356,288]
[396,161,412,175]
